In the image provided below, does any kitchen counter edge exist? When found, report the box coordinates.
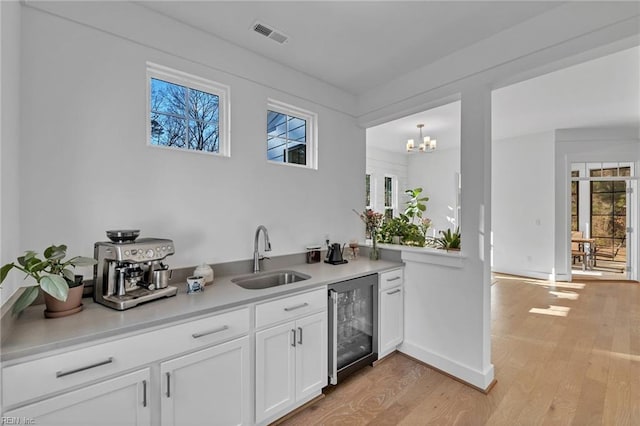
[1,259,402,363]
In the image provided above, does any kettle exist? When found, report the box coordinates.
[325,243,348,265]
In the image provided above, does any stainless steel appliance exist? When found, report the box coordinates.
[328,274,378,385]
[93,230,178,310]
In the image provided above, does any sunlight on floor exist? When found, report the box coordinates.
[593,348,640,362]
[529,280,586,290]
[529,305,570,317]
[549,290,579,300]
[572,270,604,277]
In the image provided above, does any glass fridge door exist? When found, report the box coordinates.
[336,285,374,370]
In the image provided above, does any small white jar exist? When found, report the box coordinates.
[193,263,214,285]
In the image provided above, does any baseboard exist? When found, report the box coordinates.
[398,341,495,392]
[492,267,557,281]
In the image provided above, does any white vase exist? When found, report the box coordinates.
[193,263,214,284]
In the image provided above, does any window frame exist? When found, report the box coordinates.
[146,62,231,157]
[571,170,579,232]
[266,99,318,169]
[365,174,372,209]
[383,175,397,220]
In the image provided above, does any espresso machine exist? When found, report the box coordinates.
[93,230,178,310]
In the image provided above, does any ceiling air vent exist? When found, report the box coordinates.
[251,21,289,44]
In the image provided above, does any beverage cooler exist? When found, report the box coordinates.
[328,273,378,385]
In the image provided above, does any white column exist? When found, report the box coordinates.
[399,86,494,390]
[459,85,493,382]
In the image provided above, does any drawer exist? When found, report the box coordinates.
[255,287,326,329]
[379,268,404,291]
[2,307,249,408]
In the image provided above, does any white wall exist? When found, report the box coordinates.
[492,132,556,279]
[0,0,22,303]
[14,4,363,283]
[365,147,407,215]
[408,148,460,236]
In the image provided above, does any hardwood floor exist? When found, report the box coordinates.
[281,275,640,425]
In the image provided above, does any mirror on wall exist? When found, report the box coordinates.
[365,101,461,244]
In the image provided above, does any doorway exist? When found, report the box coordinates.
[570,162,636,280]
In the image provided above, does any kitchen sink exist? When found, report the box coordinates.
[231,270,311,290]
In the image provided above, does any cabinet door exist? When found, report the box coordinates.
[295,312,327,401]
[379,286,404,358]
[160,336,250,426]
[4,369,150,426]
[255,322,296,424]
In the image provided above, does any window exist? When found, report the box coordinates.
[590,166,629,256]
[384,176,395,220]
[365,174,371,209]
[571,170,579,231]
[267,99,317,168]
[147,63,230,156]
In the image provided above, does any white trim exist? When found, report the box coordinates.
[383,174,398,217]
[146,62,231,157]
[399,341,495,391]
[267,98,318,170]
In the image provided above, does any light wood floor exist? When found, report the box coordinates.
[281,275,640,425]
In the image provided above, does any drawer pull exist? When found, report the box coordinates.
[142,380,148,407]
[284,302,309,312]
[387,289,401,295]
[387,276,401,282]
[56,357,114,378]
[192,325,229,339]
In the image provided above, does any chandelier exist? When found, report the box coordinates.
[406,124,436,153]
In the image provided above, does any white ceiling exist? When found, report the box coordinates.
[367,45,640,153]
[136,1,638,152]
[139,1,563,95]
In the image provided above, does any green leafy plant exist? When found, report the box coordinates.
[378,215,426,247]
[436,227,461,250]
[404,187,429,224]
[0,244,97,315]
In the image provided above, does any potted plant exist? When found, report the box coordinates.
[403,187,429,224]
[436,227,461,251]
[0,244,97,317]
[378,215,427,247]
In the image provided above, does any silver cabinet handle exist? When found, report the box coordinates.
[291,329,296,347]
[387,276,401,282]
[166,372,171,398]
[387,289,401,295]
[298,327,303,344]
[142,380,147,407]
[56,357,113,378]
[192,325,228,339]
[284,302,309,312]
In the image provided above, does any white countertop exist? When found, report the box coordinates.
[1,259,402,362]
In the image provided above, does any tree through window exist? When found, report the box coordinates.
[148,63,230,156]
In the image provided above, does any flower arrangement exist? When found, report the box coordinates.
[353,209,384,260]
[354,209,384,236]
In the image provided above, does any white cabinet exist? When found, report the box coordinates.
[2,307,250,425]
[254,288,327,425]
[4,368,151,426]
[160,336,250,426]
[378,268,404,359]
[295,312,326,400]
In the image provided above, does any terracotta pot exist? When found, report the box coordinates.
[43,284,84,318]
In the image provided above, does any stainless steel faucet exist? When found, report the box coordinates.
[253,225,272,273]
